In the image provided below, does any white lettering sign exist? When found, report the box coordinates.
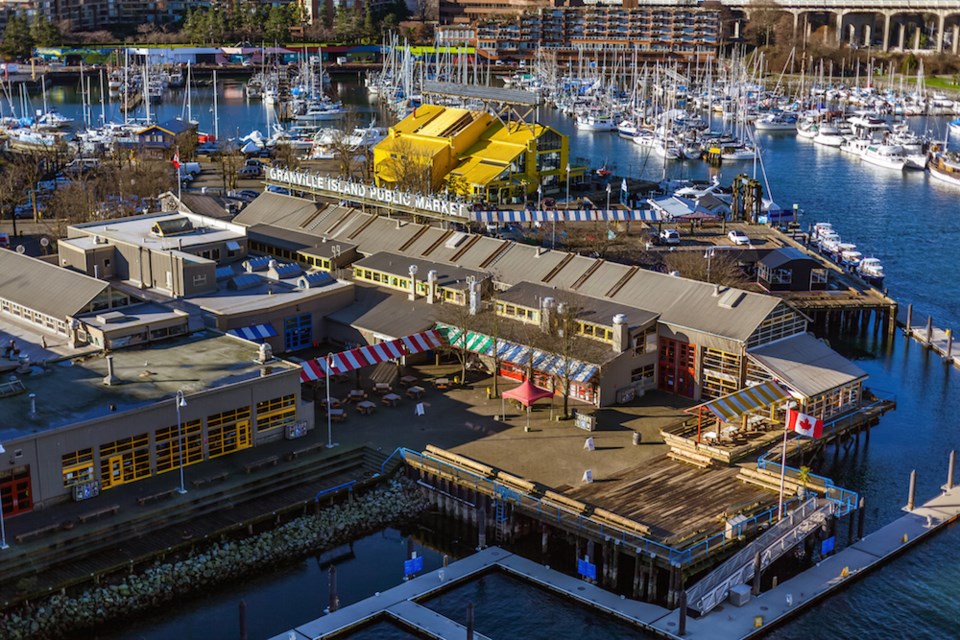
[266,167,468,218]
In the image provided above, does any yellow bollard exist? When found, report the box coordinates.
[840,566,849,578]
[754,616,763,628]
[902,533,909,543]
[486,386,491,399]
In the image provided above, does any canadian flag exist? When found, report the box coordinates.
[787,409,823,438]
[171,148,181,170]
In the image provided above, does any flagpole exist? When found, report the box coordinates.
[777,422,789,520]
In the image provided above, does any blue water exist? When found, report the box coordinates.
[23,79,960,637]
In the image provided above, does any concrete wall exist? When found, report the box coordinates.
[597,321,660,407]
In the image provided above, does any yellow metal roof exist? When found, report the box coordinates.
[416,107,483,138]
[375,133,447,158]
[488,121,546,145]
[391,104,445,134]
[452,158,509,187]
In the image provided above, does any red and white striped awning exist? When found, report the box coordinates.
[300,330,445,382]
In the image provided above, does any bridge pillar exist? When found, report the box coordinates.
[793,11,799,40]
[913,24,921,51]
[882,12,891,52]
[898,23,906,50]
[836,11,846,46]
[936,12,945,53]
[864,24,871,48]
[954,24,959,55]
[848,24,856,47]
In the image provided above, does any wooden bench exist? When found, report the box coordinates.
[191,471,230,489]
[78,504,120,523]
[137,488,178,506]
[287,443,324,461]
[15,522,62,544]
[244,455,279,474]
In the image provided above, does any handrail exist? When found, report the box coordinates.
[379,446,406,476]
[401,448,802,568]
[314,480,355,503]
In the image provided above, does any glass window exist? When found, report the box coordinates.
[155,420,203,473]
[284,313,312,351]
[256,395,296,433]
[62,448,94,488]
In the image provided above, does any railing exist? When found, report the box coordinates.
[314,480,355,503]
[379,446,406,476]
[401,448,803,568]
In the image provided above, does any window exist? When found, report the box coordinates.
[155,420,203,473]
[701,348,742,399]
[62,448,94,488]
[748,304,807,348]
[256,395,296,433]
[630,364,655,384]
[633,326,657,354]
[193,273,207,286]
[811,269,828,285]
[208,406,252,458]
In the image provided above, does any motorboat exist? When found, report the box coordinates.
[576,113,617,132]
[813,124,844,147]
[617,120,640,139]
[819,233,842,255]
[840,137,870,157]
[840,248,863,268]
[928,150,960,187]
[861,144,906,171]
[812,222,834,241]
[295,99,346,122]
[857,257,885,288]
[753,112,797,132]
[720,144,756,161]
[796,117,819,139]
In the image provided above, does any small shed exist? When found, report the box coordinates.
[757,248,828,292]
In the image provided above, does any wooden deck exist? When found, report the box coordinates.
[565,455,775,544]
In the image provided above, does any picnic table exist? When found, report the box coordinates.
[434,377,450,390]
[321,397,341,409]
[374,382,392,395]
[382,393,401,407]
[406,385,424,400]
[329,408,347,422]
[400,375,418,387]
[347,389,367,402]
[357,400,377,415]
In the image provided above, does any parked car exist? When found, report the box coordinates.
[239,165,263,178]
[660,228,681,245]
[727,229,751,246]
[235,189,261,201]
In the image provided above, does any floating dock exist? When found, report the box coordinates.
[901,304,958,369]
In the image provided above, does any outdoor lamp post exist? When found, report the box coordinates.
[326,355,339,449]
[175,390,188,495]
[0,442,7,549]
[605,182,612,212]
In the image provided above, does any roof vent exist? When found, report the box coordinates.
[718,289,745,309]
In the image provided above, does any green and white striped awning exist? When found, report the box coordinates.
[437,324,599,384]
[689,380,791,422]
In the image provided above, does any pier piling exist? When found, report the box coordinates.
[907,470,917,511]
[328,565,339,612]
[947,451,956,492]
[906,304,913,332]
[926,317,933,346]
[466,602,475,640]
[239,600,247,640]
[678,590,688,636]
[752,551,762,596]
[946,330,954,362]
[857,497,866,541]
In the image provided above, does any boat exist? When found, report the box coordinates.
[617,120,640,139]
[720,144,756,161]
[796,117,819,139]
[861,144,906,171]
[576,113,617,132]
[928,150,960,187]
[753,112,797,132]
[840,248,863,269]
[857,257,885,288]
[819,233,842,256]
[950,118,960,135]
[812,222,834,241]
[840,137,870,157]
[295,99,345,122]
[813,124,844,147]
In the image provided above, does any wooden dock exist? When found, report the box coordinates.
[902,304,959,369]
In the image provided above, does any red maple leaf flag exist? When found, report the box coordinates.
[787,409,823,438]
[172,148,181,170]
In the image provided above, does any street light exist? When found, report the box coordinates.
[325,355,339,449]
[0,442,7,549]
[559,163,571,249]
[175,390,188,495]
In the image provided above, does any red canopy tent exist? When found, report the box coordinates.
[502,379,554,428]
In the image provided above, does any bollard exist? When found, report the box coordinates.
[926,316,933,346]
[857,497,866,541]
[907,469,916,511]
[239,600,248,640]
[633,431,641,446]
[752,551,762,596]
[947,451,956,492]
[678,590,687,636]
[906,303,913,332]
[466,602,475,640]
[328,565,339,612]
[947,330,954,362]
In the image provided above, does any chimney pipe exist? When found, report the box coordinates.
[612,314,629,353]
[427,270,437,304]
[103,354,120,386]
[408,264,419,301]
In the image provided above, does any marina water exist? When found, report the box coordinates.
[25,77,960,639]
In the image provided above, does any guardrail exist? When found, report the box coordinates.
[401,448,801,568]
[314,480,356,503]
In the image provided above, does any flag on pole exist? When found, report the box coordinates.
[621,178,628,194]
[171,148,181,170]
[787,409,823,438]
[537,184,542,196]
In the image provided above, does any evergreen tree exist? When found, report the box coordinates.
[30,14,62,48]
[363,1,375,39]
[264,5,291,44]
[1,14,34,60]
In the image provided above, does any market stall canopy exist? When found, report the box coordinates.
[687,380,791,422]
[502,379,554,407]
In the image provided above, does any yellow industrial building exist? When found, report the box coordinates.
[373,104,573,204]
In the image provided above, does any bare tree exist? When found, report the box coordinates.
[533,299,593,419]
[437,299,480,384]
[376,138,435,194]
[663,250,749,288]
[215,143,245,192]
[472,291,507,398]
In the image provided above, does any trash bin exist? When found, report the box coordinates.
[633,432,642,446]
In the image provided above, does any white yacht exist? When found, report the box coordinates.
[576,113,617,132]
[857,258,885,287]
[840,137,870,157]
[814,124,844,147]
[861,144,907,171]
[753,112,797,132]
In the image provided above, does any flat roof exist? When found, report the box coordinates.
[247,224,356,259]
[186,272,352,317]
[0,331,295,441]
[75,302,188,332]
[70,212,245,250]
[353,252,488,290]
[326,284,437,338]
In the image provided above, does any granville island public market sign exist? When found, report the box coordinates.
[267,167,469,218]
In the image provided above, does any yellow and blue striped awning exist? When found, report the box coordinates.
[692,381,791,422]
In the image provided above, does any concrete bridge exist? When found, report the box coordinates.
[723,0,960,54]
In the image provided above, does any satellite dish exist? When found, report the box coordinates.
[15,245,25,254]
[40,237,50,247]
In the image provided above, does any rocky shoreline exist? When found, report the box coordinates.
[0,478,429,640]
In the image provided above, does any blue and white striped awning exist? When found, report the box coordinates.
[438,324,599,384]
[227,323,278,341]
[472,209,660,224]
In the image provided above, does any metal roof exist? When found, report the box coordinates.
[689,380,791,423]
[326,285,437,338]
[423,81,540,106]
[353,252,487,289]
[747,333,867,399]
[498,281,658,329]
[758,247,818,270]
[232,192,324,229]
[0,252,109,319]
[246,225,355,258]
